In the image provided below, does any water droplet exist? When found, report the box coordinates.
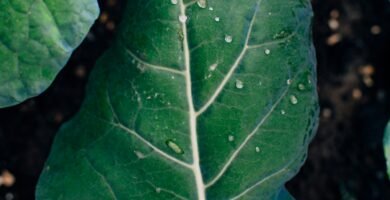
[156,188,161,193]
[268,12,272,16]
[171,0,178,4]
[298,83,306,91]
[171,75,175,79]
[225,35,233,43]
[197,0,206,8]
[290,95,298,105]
[209,7,214,11]
[235,79,244,89]
[209,63,218,71]
[287,79,292,85]
[273,30,291,40]
[166,140,184,154]
[179,15,188,23]
[137,63,146,73]
[281,110,286,115]
[134,150,146,159]
[307,75,312,84]
[215,17,220,22]
[228,135,235,142]
[264,49,271,55]
[255,146,260,152]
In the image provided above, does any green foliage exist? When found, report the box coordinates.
[384,121,390,178]
[36,0,318,199]
[0,0,99,108]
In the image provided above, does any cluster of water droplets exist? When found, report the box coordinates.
[204,63,218,80]
[171,0,226,43]
[168,0,316,156]
[280,74,314,116]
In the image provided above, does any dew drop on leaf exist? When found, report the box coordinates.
[137,63,146,73]
[290,95,299,105]
[298,83,306,91]
[264,49,271,55]
[235,79,244,89]
[179,15,188,23]
[307,75,312,84]
[228,135,235,142]
[225,35,233,43]
[166,140,184,154]
[215,17,220,22]
[170,0,178,5]
[197,0,207,8]
[281,110,286,115]
[209,63,218,71]
[134,150,146,159]
[255,146,261,153]
[287,79,292,85]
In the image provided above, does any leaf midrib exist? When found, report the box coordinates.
[179,0,206,199]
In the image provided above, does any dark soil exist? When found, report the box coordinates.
[0,0,389,199]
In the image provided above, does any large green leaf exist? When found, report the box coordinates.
[0,0,99,108]
[384,121,390,178]
[37,0,318,199]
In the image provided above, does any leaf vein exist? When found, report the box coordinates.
[125,48,185,75]
[230,160,294,200]
[85,157,118,200]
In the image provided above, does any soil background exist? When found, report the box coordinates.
[0,0,389,199]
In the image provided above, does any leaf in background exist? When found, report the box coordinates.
[0,0,99,108]
[37,0,318,199]
[384,121,390,178]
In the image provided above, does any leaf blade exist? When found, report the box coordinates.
[0,0,99,108]
[37,0,319,199]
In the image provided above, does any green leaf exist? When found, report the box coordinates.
[384,121,390,178]
[37,0,318,199]
[0,0,99,108]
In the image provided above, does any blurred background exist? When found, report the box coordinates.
[0,0,389,199]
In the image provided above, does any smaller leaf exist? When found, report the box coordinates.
[0,0,99,108]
